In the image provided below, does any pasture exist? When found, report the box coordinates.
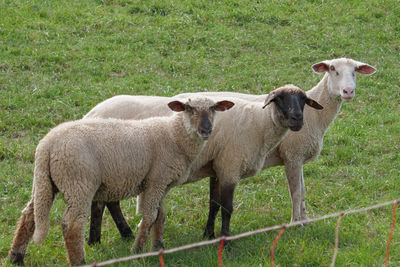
[1,0,399,266]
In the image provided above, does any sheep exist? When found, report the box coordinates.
[8,97,235,266]
[83,85,324,245]
[183,58,377,237]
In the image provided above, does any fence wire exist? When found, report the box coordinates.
[80,198,399,267]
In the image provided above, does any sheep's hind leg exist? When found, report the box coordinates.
[203,176,221,239]
[106,201,134,240]
[88,201,106,245]
[62,198,92,266]
[9,199,35,265]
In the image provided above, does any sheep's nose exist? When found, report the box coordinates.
[289,112,303,122]
[199,127,212,136]
[342,88,355,100]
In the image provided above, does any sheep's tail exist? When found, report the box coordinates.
[32,142,54,245]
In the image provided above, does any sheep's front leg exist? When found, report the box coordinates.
[150,201,165,249]
[88,201,106,245]
[284,163,304,222]
[299,170,308,220]
[106,201,134,240]
[133,184,166,252]
[220,182,236,238]
[203,176,221,239]
[9,199,35,265]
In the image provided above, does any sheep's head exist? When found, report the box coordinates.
[168,97,234,140]
[263,84,323,131]
[312,58,376,101]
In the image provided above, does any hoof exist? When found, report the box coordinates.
[131,246,143,254]
[152,240,164,250]
[203,230,215,240]
[9,251,25,266]
[87,238,100,246]
[121,232,135,241]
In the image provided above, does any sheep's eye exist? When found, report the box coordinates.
[185,106,193,113]
[330,65,335,71]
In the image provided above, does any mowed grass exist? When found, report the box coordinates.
[1,0,399,266]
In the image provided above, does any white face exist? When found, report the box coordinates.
[312,58,376,101]
[328,62,357,101]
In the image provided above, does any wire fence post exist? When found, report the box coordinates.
[270,224,286,267]
[384,200,399,267]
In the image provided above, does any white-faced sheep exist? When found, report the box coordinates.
[8,97,234,266]
[82,85,323,246]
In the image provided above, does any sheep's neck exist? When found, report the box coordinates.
[261,106,288,155]
[307,73,343,134]
[171,116,204,161]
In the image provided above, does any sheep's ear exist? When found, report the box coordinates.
[312,61,330,73]
[306,98,324,110]
[214,101,234,111]
[355,64,376,75]
[168,101,186,112]
[262,92,276,109]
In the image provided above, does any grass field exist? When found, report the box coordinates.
[1,0,399,266]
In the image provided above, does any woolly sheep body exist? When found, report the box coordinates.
[9,97,233,266]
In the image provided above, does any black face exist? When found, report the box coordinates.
[271,92,307,131]
[197,110,213,139]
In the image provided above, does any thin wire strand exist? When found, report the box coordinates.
[330,213,344,267]
[384,200,399,267]
[80,198,400,267]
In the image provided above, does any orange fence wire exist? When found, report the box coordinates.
[218,236,225,267]
[270,224,286,267]
[158,249,164,267]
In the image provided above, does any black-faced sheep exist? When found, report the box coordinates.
[82,85,323,245]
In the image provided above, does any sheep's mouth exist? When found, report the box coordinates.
[198,132,212,140]
[288,122,303,132]
[287,118,304,132]
[341,96,354,101]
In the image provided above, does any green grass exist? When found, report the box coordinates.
[1,0,399,266]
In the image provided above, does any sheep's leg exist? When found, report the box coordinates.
[299,170,308,220]
[204,176,221,239]
[106,201,134,240]
[150,201,165,249]
[220,182,236,238]
[62,198,91,266]
[88,201,106,245]
[9,199,35,265]
[285,163,303,222]
[134,184,167,252]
